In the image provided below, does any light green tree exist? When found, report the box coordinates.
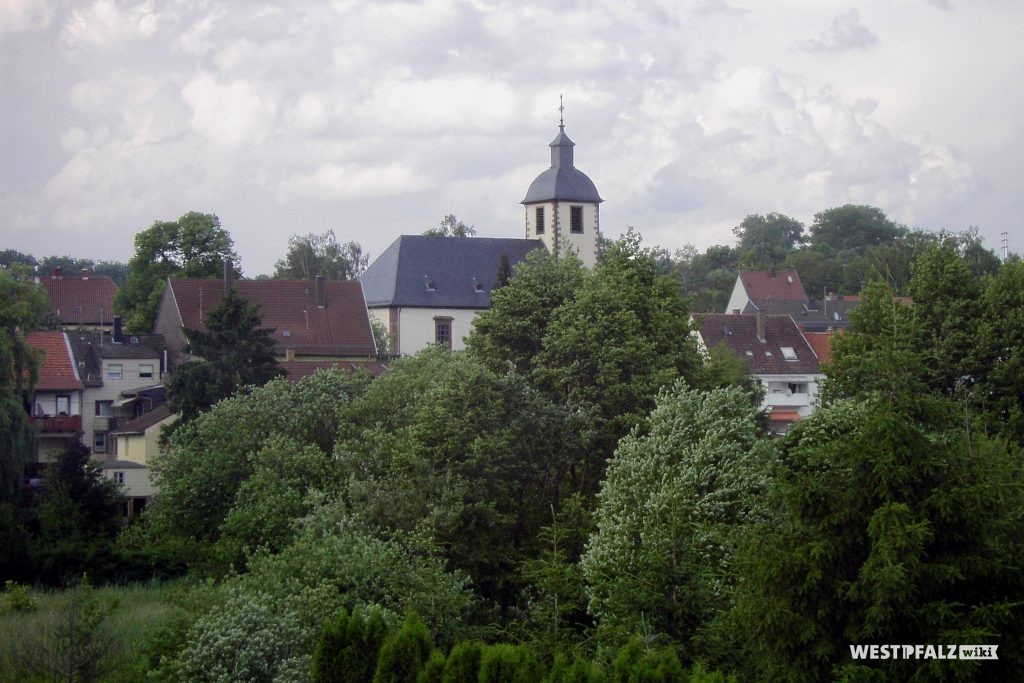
[274,230,368,281]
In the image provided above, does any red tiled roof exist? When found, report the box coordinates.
[739,270,808,303]
[280,360,390,381]
[803,331,836,364]
[26,331,83,391]
[167,279,377,358]
[698,314,820,375]
[38,275,118,325]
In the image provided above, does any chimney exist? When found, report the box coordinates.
[113,315,123,343]
[315,275,326,308]
[52,266,62,277]
[756,310,766,343]
[223,259,234,293]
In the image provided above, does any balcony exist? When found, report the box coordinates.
[31,415,82,435]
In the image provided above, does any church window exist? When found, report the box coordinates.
[535,207,545,234]
[570,206,583,233]
[434,317,453,350]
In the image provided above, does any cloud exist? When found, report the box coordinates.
[691,0,747,18]
[61,0,159,49]
[181,73,278,146]
[0,0,53,34]
[277,162,430,201]
[801,8,879,53]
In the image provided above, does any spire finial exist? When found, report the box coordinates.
[559,94,564,128]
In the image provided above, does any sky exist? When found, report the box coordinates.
[1,0,1021,275]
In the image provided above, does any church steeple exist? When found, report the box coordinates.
[550,95,575,168]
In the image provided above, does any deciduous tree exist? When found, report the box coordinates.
[274,230,368,281]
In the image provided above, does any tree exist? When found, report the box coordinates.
[373,613,433,683]
[116,212,239,333]
[423,214,476,238]
[808,204,902,254]
[582,382,777,660]
[732,213,805,268]
[973,256,1024,441]
[274,230,368,281]
[311,606,388,683]
[0,270,47,502]
[731,396,1024,681]
[167,287,283,422]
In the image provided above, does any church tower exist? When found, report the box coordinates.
[521,105,602,268]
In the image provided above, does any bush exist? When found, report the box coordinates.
[418,649,447,683]
[311,606,388,683]
[373,612,433,683]
[2,581,37,613]
[548,653,605,682]
[478,643,545,683]
[610,638,685,683]
[441,640,483,683]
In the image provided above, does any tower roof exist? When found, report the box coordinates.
[521,124,603,205]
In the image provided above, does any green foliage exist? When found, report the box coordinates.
[975,256,1024,440]
[809,204,903,254]
[2,581,37,613]
[441,640,483,683]
[477,643,545,683]
[0,269,47,502]
[548,653,605,682]
[167,287,283,422]
[373,612,433,683]
[311,606,388,683]
[423,214,476,238]
[732,213,805,268]
[116,211,238,332]
[582,382,776,659]
[274,230,368,280]
[609,637,685,682]
[419,649,447,683]
[731,396,1024,681]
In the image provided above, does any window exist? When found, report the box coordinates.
[788,383,808,394]
[764,350,772,357]
[94,432,107,453]
[95,400,113,417]
[780,346,798,361]
[56,395,70,415]
[107,364,123,380]
[139,364,154,379]
[113,471,124,485]
[434,317,453,350]
[535,207,545,234]
[570,206,583,233]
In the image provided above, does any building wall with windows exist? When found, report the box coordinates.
[82,357,161,459]
[370,306,479,355]
[524,200,599,268]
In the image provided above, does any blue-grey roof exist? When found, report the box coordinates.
[521,125,603,204]
[360,236,545,309]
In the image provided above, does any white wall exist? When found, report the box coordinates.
[32,391,82,416]
[725,275,748,314]
[524,201,599,269]
[398,307,479,354]
[756,373,823,418]
[82,356,161,458]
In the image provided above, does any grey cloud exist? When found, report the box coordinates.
[691,0,747,18]
[801,8,879,53]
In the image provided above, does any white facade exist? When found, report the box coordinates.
[370,306,480,356]
[524,201,600,269]
[756,372,824,418]
[725,275,749,315]
[82,357,161,459]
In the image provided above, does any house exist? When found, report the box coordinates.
[66,318,167,459]
[725,269,859,330]
[36,268,118,330]
[360,236,543,355]
[25,331,84,465]
[697,312,824,434]
[106,404,176,516]
[154,266,379,376]
[360,118,604,355]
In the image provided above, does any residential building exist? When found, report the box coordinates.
[155,267,379,376]
[725,269,859,330]
[25,331,84,464]
[697,312,824,434]
[360,236,543,355]
[36,268,118,330]
[106,404,176,515]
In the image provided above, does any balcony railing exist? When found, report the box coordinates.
[31,415,82,434]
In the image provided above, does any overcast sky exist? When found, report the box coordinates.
[2,0,1021,275]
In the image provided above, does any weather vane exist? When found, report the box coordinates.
[559,94,564,127]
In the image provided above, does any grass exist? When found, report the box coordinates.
[0,581,187,683]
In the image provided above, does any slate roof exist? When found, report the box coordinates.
[522,125,603,204]
[38,274,117,326]
[737,270,808,303]
[698,314,821,375]
[26,331,83,391]
[110,404,173,435]
[166,279,377,358]
[66,334,103,386]
[742,297,859,330]
[360,236,544,309]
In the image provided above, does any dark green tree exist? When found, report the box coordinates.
[808,204,902,253]
[732,213,805,268]
[441,641,483,683]
[495,252,512,289]
[273,230,368,281]
[373,613,433,683]
[423,214,476,238]
[311,607,388,683]
[116,211,239,332]
[974,256,1024,441]
[166,287,283,422]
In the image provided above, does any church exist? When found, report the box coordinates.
[360,116,603,355]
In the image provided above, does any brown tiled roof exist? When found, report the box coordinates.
[739,270,808,303]
[26,331,83,391]
[38,275,117,325]
[698,313,820,374]
[167,279,377,358]
[110,404,173,435]
[803,331,836,364]
[280,360,390,381]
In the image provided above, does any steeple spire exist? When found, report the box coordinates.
[559,94,564,129]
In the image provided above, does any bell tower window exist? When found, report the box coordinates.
[535,207,545,235]
[570,206,583,233]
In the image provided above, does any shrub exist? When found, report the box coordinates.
[373,612,433,683]
[311,606,388,683]
[441,640,483,683]
[478,643,545,683]
[2,581,37,613]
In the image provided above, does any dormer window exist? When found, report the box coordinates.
[474,278,484,293]
[425,276,436,291]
